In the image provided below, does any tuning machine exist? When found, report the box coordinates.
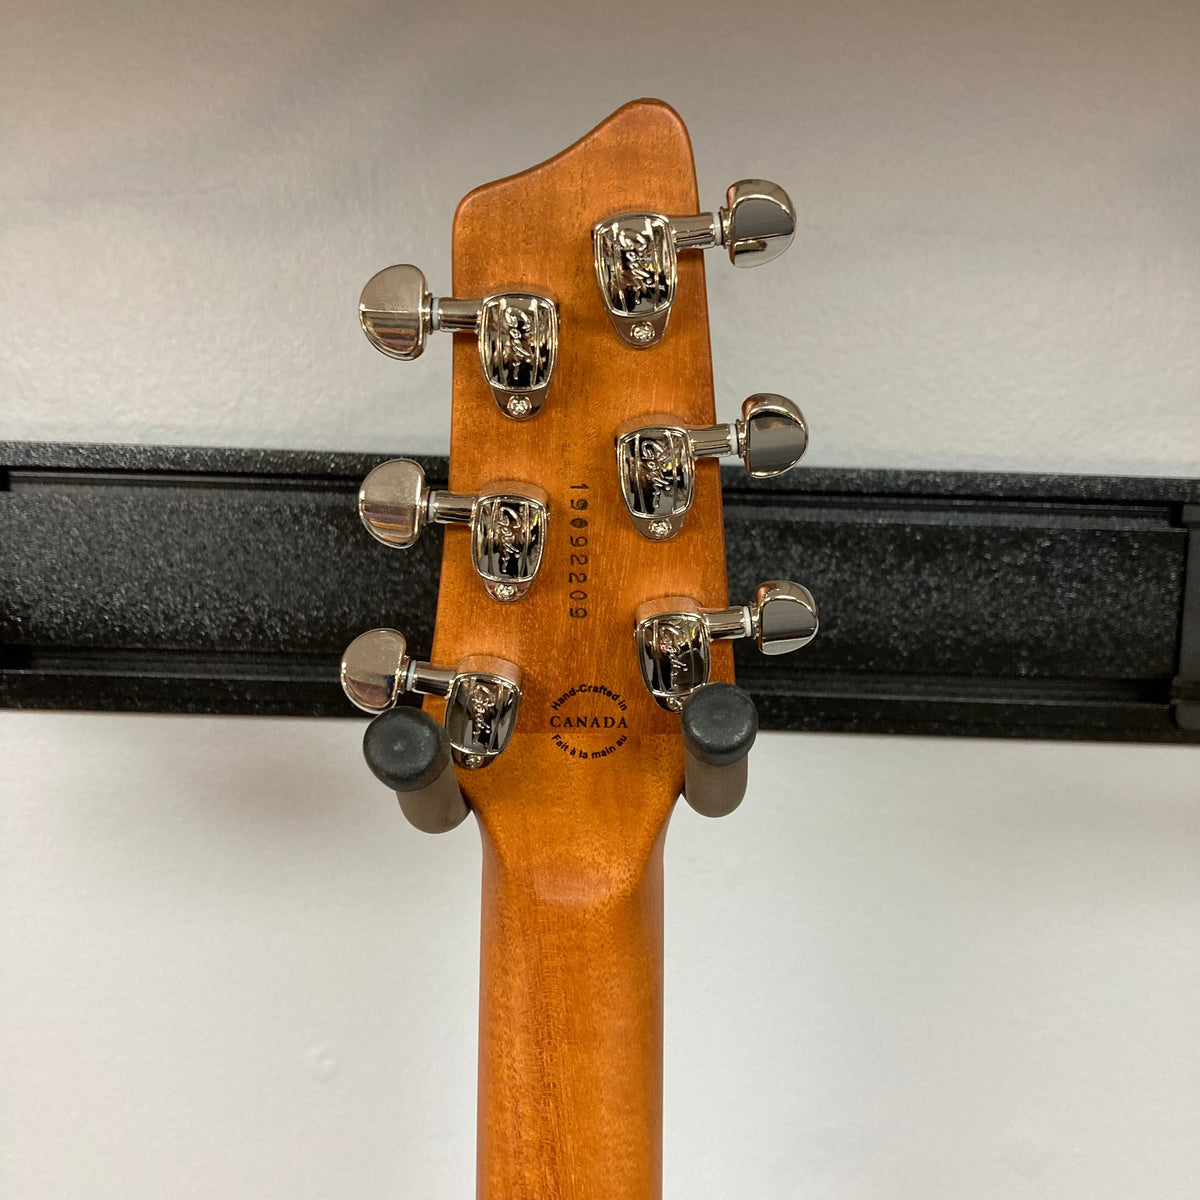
[359,458,547,603]
[634,581,818,711]
[593,179,794,348]
[359,264,558,419]
[617,394,807,539]
[341,628,522,772]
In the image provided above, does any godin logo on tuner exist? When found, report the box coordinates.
[548,683,630,760]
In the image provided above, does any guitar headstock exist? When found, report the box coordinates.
[341,99,816,840]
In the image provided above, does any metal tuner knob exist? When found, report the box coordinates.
[680,682,759,818]
[341,628,522,771]
[358,458,547,603]
[359,264,558,419]
[616,393,808,539]
[634,581,818,711]
[593,179,795,347]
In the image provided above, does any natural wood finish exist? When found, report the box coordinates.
[427,100,732,1200]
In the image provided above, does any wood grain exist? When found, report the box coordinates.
[428,99,732,1200]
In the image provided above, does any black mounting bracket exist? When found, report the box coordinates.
[2,440,1197,743]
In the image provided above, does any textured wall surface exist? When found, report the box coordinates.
[1,1,1198,1197]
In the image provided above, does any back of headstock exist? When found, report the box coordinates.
[439,101,730,856]
[341,100,816,1200]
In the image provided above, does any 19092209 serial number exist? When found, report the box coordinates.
[567,482,589,619]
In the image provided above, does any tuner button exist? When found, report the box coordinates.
[358,263,558,419]
[363,707,470,834]
[341,627,409,713]
[593,179,794,347]
[359,264,430,360]
[721,180,796,268]
[356,459,548,603]
[739,394,808,478]
[359,458,429,549]
[753,581,819,655]
[680,682,759,818]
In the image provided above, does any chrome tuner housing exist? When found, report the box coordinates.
[592,213,677,348]
[633,598,712,711]
[444,656,524,770]
[592,179,795,347]
[615,394,807,539]
[468,489,549,603]
[358,458,548,602]
[359,264,558,420]
[475,292,558,420]
[615,424,695,541]
[340,629,522,769]
[633,581,819,710]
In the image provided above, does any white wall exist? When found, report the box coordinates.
[1,1,1198,1197]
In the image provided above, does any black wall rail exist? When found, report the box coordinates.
[2,441,1197,743]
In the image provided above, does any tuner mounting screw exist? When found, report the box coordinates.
[492,583,517,602]
[647,520,672,539]
[506,396,532,418]
[631,321,656,344]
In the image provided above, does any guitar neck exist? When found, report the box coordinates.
[477,808,665,1200]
